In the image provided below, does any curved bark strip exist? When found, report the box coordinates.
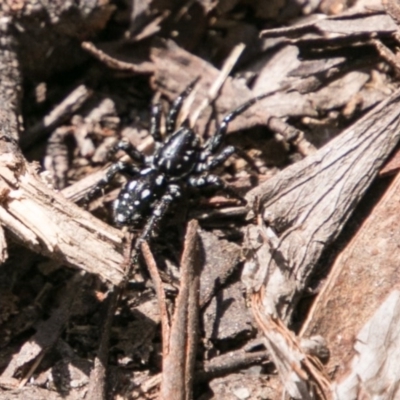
[244,89,400,322]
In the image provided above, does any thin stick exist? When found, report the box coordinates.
[141,241,171,356]
[160,220,201,400]
[87,286,119,400]
[189,43,246,126]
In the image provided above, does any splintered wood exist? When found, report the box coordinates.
[0,161,125,285]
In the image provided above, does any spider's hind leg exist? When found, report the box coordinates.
[135,184,181,249]
[197,145,235,173]
[188,174,245,204]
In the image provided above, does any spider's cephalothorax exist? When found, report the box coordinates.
[85,83,272,247]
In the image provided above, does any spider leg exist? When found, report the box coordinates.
[206,93,275,154]
[136,184,181,248]
[150,103,162,142]
[166,78,199,134]
[196,145,235,173]
[112,139,145,165]
[83,161,140,204]
[188,174,245,204]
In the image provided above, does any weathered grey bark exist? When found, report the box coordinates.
[243,89,400,323]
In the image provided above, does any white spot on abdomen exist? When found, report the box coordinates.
[128,181,137,190]
[141,189,151,199]
[117,214,125,222]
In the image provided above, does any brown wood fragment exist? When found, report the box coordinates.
[243,210,330,399]
[44,126,74,190]
[371,38,400,76]
[301,172,400,381]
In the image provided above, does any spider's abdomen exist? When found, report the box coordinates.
[113,169,165,227]
[154,127,199,178]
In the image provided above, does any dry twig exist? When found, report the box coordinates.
[142,221,201,400]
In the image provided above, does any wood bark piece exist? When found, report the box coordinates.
[243,89,400,323]
[150,40,317,134]
[300,171,400,384]
[203,280,255,342]
[5,1,115,82]
[260,12,397,41]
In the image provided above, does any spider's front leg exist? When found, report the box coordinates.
[206,93,275,154]
[188,174,245,204]
[150,103,162,142]
[166,78,199,134]
[83,161,140,205]
[112,139,145,165]
[135,184,181,249]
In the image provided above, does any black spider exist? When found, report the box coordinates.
[85,83,272,247]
